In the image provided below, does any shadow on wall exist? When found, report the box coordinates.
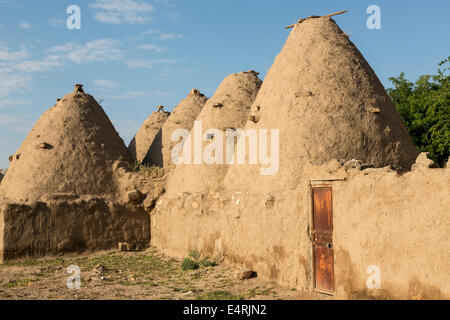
[144,128,164,167]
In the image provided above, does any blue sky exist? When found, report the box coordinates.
[0,0,449,168]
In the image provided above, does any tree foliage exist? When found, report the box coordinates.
[387,57,450,166]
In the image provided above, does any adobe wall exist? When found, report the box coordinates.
[152,161,347,292]
[151,158,449,299]
[333,164,450,299]
[0,197,150,262]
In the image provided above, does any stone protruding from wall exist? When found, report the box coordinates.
[0,90,132,203]
[145,90,207,169]
[166,71,262,195]
[128,111,170,163]
[224,17,419,194]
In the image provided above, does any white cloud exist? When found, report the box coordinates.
[93,12,122,24]
[19,21,32,29]
[109,90,171,99]
[0,70,32,100]
[142,29,184,41]
[0,44,33,103]
[14,56,62,72]
[0,114,34,133]
[49,17,65,27]
[0,44,29,62]
[48,39,123,63]
[0,98,31,108]
[125,59,154,69]
[0,40,119,108]
[138,44,165,53]
[0,45,61,75]
[159,33,183,40]
[125,58,177,70]
[142,29,160,35]
[0,44,63,104]
[89,0,154,24]
[0,0,21,7]
[154,0,175,8]
[110,90,148,99]
[93,79,118,88]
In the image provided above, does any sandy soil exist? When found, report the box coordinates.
[0,247,328,300]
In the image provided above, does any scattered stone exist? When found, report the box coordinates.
[359,164,375,170]
[92,264,106,275]
[143,184,166,211]
[113,161,129,171]
[73,84,85,94]
[127,190,143,202]
[35,142,53,150]
[339,159,362,170]
[248,115,259,123]
[385,165,396,172]
[235,269,257,280]
[265,195,275,208]
[118,242,131,252]
[245,70,260,76]
[367,107,381,113]
[412,152,439,170]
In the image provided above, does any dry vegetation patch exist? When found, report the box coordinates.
[0,248,326,300]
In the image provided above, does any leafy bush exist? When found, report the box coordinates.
[199,258,217,267]
[139,164,165,178]
[387,57,449,166]
[127,161,141,172]
[188,250,200,261]
[181,258,199,271]
[127,161,165,178]
[182,251,217,270]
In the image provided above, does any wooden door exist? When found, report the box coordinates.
[312,187,334,294]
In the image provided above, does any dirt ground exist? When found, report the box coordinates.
[0,247,329,300]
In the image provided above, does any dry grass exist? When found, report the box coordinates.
[0,248,328,300]
[127,162,165,178]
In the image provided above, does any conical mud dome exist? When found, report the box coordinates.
[145,90,207,168]
[224,17,419,192]
[0,90,132,202]
[128,110,170,163]
[166,71,262,195]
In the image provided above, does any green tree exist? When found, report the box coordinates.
[387,57,450,167]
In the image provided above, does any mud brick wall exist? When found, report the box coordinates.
[151,163,449,299]
[0,197,150,262]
